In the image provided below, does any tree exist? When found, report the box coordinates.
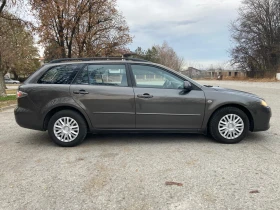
[0,13,39,96]
[0,0,8,96]
[0,1,26,22]
[155,41,185,71]
[230,0,280,76]
[0,0,6,13]
[0,0,27,96]
[44,40,62,62]
[135,41,184,71]
[30,0,132,59]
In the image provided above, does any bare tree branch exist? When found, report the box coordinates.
[230,0,280,75]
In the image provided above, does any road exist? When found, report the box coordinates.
[0,80,279,210]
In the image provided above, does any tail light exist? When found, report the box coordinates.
[17,91,27,98]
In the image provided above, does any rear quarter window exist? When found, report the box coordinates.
[38,64,80,84]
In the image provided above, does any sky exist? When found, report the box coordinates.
[117,0,242,68]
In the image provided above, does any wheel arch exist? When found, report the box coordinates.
[207,104,254,132]
[43,106,91,131]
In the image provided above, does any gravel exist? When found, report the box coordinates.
[0,81,279,210]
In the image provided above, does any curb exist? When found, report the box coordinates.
[0,104,17,112]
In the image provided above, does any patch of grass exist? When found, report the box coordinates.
[0,98,17,109]
[0,95,17,101]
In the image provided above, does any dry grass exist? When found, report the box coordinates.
[6,89,17,95]
[0,100,17,109]
[6,84,20,86]
[197,77,278,82]
[222,77,277,82]
[245,78,278,82]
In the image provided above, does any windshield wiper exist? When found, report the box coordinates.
[204,85,213,87]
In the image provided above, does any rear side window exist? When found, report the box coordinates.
[38,64,80,84]
[74,64,128,87]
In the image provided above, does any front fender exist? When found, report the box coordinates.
[201,90,257,130]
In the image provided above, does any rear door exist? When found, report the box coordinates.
[70,63,135,129]
[130,64,205,129]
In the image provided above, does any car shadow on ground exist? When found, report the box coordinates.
[19,130,268,147]
[84,133,214,146]
[245,132,270,143]
[83,132,267,146]
[20,131,214,147]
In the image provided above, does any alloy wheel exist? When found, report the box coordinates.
[218,114,244,140]
[53,117,79,142]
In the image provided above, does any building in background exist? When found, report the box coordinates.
[181,67,208,79]
[181,67,246,79]
[207,69,246,79]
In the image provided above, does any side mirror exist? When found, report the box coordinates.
[183,81,192,91]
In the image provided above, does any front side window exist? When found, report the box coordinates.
[131,65,184,89]
[74,64,128,87]
[38,64,80,84]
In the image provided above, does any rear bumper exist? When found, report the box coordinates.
[14,106,44,131]
[252,106,271,132]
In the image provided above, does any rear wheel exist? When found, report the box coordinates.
[48,110,87,147]
[209,107,249,144]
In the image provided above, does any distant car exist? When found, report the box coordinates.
[5,78,20,84]
[14,57,271,147]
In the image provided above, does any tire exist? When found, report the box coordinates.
[48,110,87,147]
[209,107,249,144]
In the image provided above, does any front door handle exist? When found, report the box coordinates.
[73,90,89,95]
[137,93,153,99]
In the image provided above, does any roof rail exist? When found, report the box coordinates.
[49,56,149,64]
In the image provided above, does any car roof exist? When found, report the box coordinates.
[47,57,150,64]
[44,60,152,66]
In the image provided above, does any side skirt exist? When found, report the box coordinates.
[90,128,206,135]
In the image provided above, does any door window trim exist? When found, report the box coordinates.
[128,63,201,90]
[37,64,85,85]
[72,63,132,87]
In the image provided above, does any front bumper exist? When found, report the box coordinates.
[252,106,271,132]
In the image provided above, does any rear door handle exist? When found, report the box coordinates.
[137,93,153,99]
[73,90,89,95]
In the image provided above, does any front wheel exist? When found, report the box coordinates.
[48,110,87,147]
[209,107,249,144]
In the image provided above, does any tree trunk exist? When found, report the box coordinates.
[12,70,18,80]
[0,70,7,97]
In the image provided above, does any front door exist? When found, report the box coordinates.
[130,64,205,129]
[70,64,135,129]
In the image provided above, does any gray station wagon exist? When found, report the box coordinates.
[14,57,271,146]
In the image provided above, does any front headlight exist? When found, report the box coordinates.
[261,100,268,107]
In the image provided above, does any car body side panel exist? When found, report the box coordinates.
[15,84,93,131]
[133,88,206,129]
[70,85,136,129]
